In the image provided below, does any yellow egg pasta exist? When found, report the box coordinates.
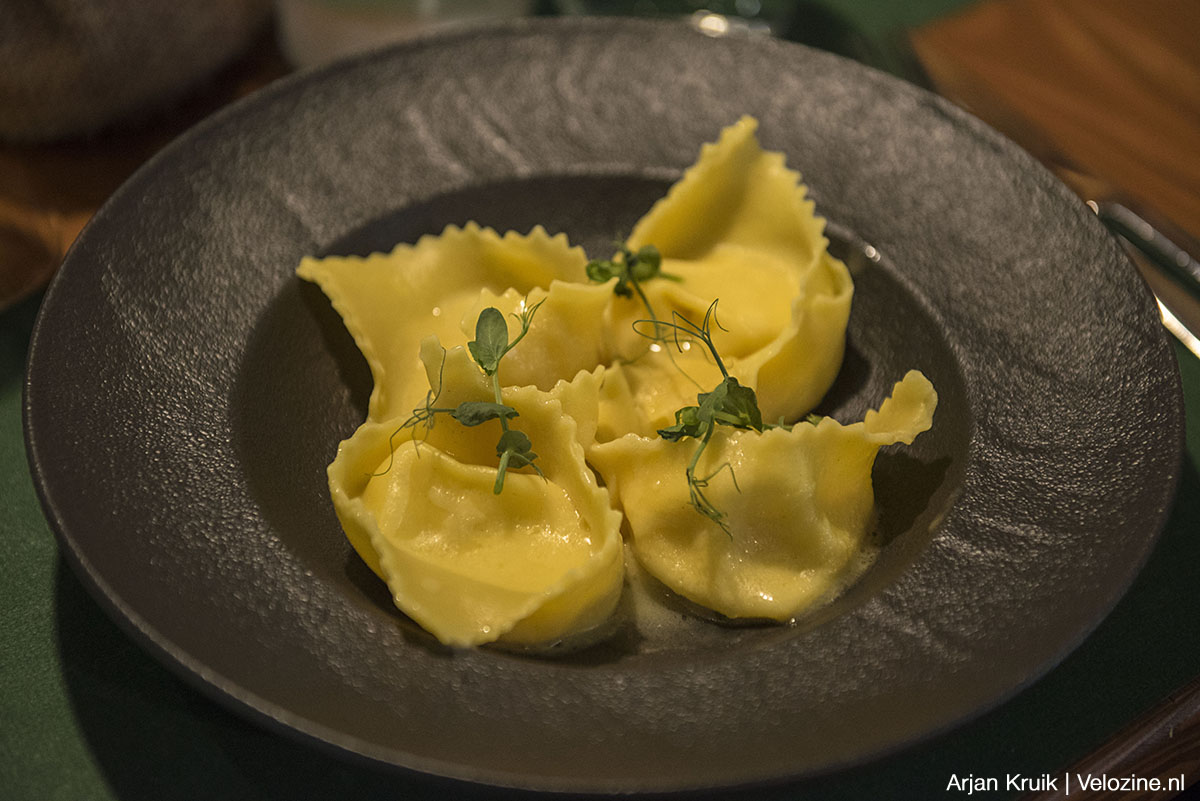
[589,371,937,621]
[458,282,614,392]
[300,117,936,649]
[600,116,853,428]
[297,222,588,422]
[326,343,623,647]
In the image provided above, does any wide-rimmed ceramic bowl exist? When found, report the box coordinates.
[25,17,1183,794]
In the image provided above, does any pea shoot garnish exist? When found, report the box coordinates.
[629,300,753,533]
[586,243,677,298]
[378,300,545,494]
[587,243,681,339]
[468,302,545,493]
[638,299,819,536]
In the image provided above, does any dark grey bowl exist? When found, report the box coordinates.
[24,17,1183,795]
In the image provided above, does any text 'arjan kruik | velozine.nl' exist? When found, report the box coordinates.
[946,772,1187,795]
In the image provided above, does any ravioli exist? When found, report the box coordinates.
[589,371,937,621]
[326,341,623,647]
[297,222,588,422]
[301,116,936,647]
[598,116,853,429]
[457,282,614,391]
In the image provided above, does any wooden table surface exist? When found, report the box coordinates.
[913,0,1200,244]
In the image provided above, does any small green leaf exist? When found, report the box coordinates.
[658,405,704,441]
[713,378,764,431]
[492,428,541,494]
[496,429,534,458]
[657,424,690,441]
[468,307,509,374]
[506,449,539,469]
[450,401,519,427]
[587,244,671,301]
[586,257,632,296]
[629,244,661,281]
[692,386,727,432]
[586,259,619,283]
[697,382,721,400]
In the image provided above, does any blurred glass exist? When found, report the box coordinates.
[552,1,933,85]
[554,0,792,31]
[276,0,533,68]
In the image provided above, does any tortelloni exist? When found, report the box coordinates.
[597,115,853,432]
[301,116,937,649]
[327,341,623,648]
[589,371,937,621]
[297,223,592,422]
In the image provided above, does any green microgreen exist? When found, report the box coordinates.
[465,299,546,493]
[633,298,730,375]
[495,429,539,494]
[587,243,681,342]
[371,352,454,476]
[586,243,677,298]
[467,307,510,374]
[375,300,545,494]
[641,300,825,534]
[450,401,520,427]
[638,299,777,536]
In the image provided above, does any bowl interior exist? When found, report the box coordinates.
[230,173,971,662]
